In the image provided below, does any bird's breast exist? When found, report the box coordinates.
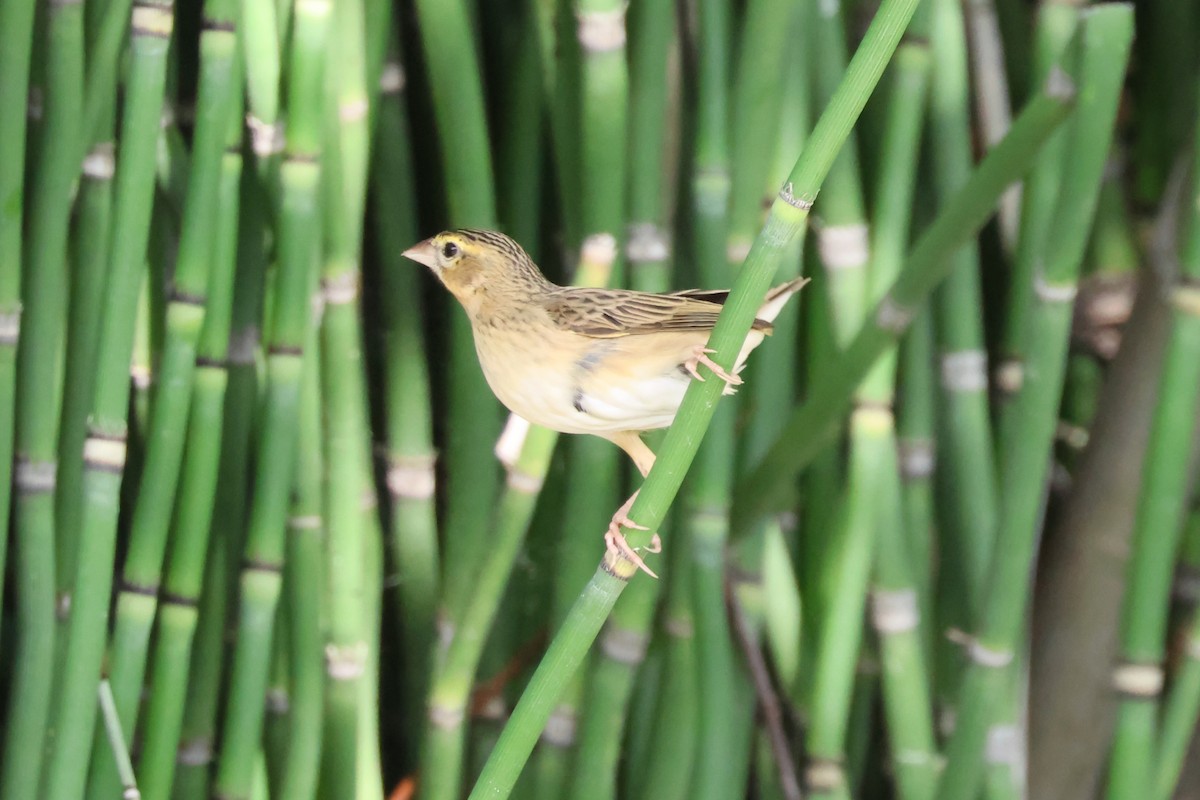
[471,324,695,435]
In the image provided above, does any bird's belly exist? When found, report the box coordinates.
[473,332,690,435]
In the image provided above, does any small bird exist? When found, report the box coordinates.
[404,229,807,576]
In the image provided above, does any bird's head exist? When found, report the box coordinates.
[403,229,546,314]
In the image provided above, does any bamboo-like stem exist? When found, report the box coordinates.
[55,137,114,609]
[686,0,759,796]
[633,539,697,800]
[804,2,881,794]
[1104,81,1200,800]
[934,9,1133,798]
[858,39,938,800]
[897,311,937,658]
[40,3,174,796]
[0,0,83,791]
[240,0,283,171]
[316,0,373,790]
[132,109,245,800]
[0,0,36,617]
[995,1,1078,416]
[734,71,1076,525]
[469,4,922,795]
[86,7,241,794]
[411,0,502,617]
[212,0,329,794]
[927,0,999,618]
[421,423,560,800]
[371,44,439,770]
[278,323,325,800]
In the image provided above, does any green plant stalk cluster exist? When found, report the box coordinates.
[171,162,268,800]
[736,73,1076,523]
[137,148,244,800]
[470,1,922,795]
[935,9,1133,798]
[0,0,36,613]
[86,8,241,794]
[41,4,174,796]
[213,0,329,794]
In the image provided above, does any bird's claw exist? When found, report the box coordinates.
[606,504,659,579]
[685,346,743,393]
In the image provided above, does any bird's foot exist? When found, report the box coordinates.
[685,346,743,394]
[605,491,660,578]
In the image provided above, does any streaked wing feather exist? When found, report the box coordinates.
[542,287,772,338]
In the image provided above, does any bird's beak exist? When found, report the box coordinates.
[402,238,437,268]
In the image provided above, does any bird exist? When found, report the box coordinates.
[403,228,808,577]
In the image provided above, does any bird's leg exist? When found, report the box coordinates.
[684,345,743,392]
[603,432,662,578]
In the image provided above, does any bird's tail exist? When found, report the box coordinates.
[755,276,811,325]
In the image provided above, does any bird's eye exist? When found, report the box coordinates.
[442,242,459,259]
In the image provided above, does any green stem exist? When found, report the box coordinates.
[0,0,83,791]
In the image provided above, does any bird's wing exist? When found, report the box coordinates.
[541,287,773,339]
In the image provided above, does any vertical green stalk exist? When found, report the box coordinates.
[897,311,938,662]
[471,2,923,795]
[1,0,82,794]
[1104,81,1200,800]
[55,139,114,606]
[212,0,328,795]
[412,0,502,614]
[860,38,938,800]
[40,3,174,797]
[0,0,37,615]
[279,326,325,800]
[86,7,241,795]
[934,9,1133,798]
[372,44,439,770]
[804,2,879,795]
[633,542,698,800]
[687,0,758,797]
[421,424,560,800]
[316,0,372,791]
[927,0,999,619]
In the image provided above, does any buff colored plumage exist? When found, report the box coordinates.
[403,228,807,575]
